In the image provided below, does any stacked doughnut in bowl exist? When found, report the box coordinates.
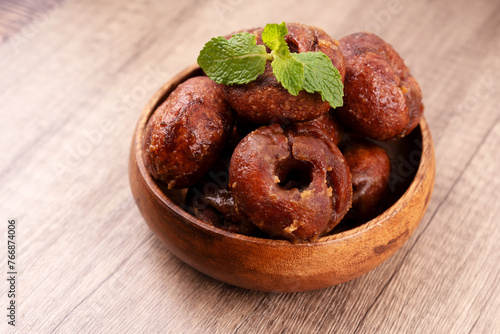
[129,23,434,292]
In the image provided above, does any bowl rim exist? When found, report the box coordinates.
[134,64,432,247]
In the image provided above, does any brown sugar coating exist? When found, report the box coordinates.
[143,76,234,188]
[342,139,391,221]
[222,23,346,124]
[185,159,256,236]
[229,123,352,242]
[337,32,423,140]
[299,111,344,146]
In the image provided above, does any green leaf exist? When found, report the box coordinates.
[261,22,289,56]
[262,22,304,96]
[196,23,344,108]
[292,52,344,108]
[197,33,270,85]
[272,54,304,96]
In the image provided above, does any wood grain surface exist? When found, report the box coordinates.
[1,0,499,333]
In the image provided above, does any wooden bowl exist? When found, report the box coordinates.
[129,64,435,293]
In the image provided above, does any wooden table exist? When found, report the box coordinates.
[1,0,499,333]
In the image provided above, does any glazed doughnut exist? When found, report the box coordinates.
[143,76,234,188]
[342,139,391,221]
[229,123,352,242]
[222,23,346,124]
[337,32,423,140]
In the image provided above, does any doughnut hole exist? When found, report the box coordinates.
[276,159,314,191]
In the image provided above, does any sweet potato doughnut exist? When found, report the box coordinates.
[337,32,423,140]
[229,123,352,242]
[185,159,256,236]
[222,23,345,124]
[342,139,390,221]
[143,76,234,188]
[300,111,344,146]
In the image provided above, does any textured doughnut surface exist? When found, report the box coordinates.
[222,23,345,124]
[342,139,391,221]
[229,123,352,242]
[300,111,344,146]
[185,159,256,236]
[143,76,234,188]
[337,32,423,140]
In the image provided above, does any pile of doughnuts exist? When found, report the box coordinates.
[143,23,423,243]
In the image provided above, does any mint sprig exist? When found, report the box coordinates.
[197,22,343,108]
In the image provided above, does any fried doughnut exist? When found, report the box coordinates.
[337,32,423,140]
[229,123,352,242]
[300,111,344,146]
[185,159,256,236]
[143,76,234,188]
[222,23,345,124]
[342,139,390,221]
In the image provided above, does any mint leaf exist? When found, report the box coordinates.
[292,52,344,108]
[262,22,304,96]
[197,33,270,85]
[272,54,304,96]
[261,22,289,56]
[197,22,344,108]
